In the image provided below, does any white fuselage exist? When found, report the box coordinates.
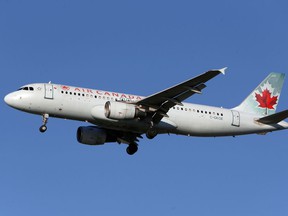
[4,83,288,137]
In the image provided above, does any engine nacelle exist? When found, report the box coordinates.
[77,126,117,145]
[104,101,146,120]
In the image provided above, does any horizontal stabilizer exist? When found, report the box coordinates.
[257,109,288,124]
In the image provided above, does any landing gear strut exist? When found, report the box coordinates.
[126,143,138,155]
[39,114,49,133]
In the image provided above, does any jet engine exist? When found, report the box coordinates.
[104,101,146,120]
[77,126,117,145]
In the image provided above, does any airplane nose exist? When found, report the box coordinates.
[4,93,12,105]
[4,93,16,107]
[4,92,28,110]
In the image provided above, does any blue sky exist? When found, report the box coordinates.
[1,1,288,215]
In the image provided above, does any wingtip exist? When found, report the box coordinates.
[218,67,227,75]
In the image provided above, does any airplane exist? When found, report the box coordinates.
[4,68,288,155]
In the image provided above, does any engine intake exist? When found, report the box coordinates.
[105,101,146,120]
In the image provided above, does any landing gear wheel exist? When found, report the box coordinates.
[146,129,158,139]
[39,114,49,133]
[126,144,138,155]
[39,125,47,133]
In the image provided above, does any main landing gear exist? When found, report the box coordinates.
[39,114,49,133]
[126,143,138,155]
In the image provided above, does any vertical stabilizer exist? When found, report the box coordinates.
[234,73,285,116]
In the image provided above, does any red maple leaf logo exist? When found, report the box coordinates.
[255,88,278,110]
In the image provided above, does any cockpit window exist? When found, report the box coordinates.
[17,86,34,91]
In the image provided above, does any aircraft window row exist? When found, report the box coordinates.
[18,87,34,91]
[172,106,223,116]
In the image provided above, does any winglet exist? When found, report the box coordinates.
[218,67,227,75]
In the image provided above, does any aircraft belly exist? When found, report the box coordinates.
[90,119,150,134]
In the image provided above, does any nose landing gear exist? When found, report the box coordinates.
[39,114,49,133]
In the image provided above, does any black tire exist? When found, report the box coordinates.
[146,129,158,139]
[39,125,47,133]
[126,144,138,155]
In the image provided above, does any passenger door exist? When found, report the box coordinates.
[44,84,54,99]
[231,110,240,127]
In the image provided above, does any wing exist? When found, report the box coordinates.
[136,67,227,123]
